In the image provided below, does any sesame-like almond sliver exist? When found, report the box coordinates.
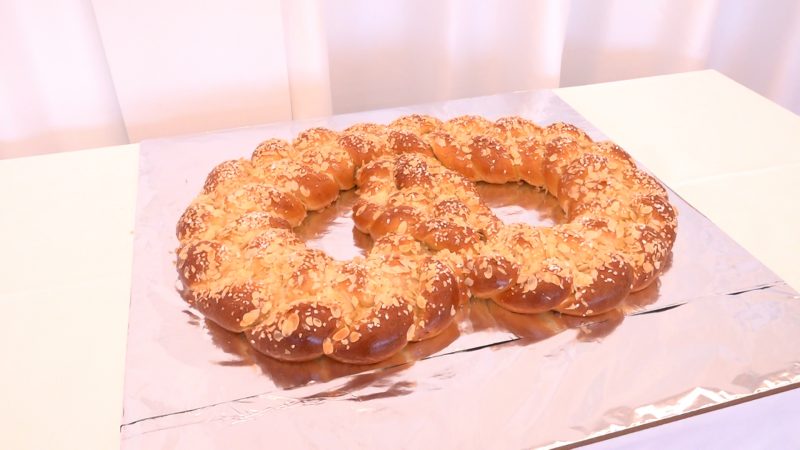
[280,312,300,336]
[240,309,260,328]
[332,327,350,342]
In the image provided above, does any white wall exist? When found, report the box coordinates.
[1,0,798,159]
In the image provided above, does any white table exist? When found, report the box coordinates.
[1,70,798,449]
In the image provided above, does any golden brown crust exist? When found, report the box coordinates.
[338,131,386,167]
[494,278,571,314]
[189,281,265,333]
[415,219,482,253]
[390,113,444,135]
[176,113,677,364]
[202,159,250,195]
[409,258,461,341]
[221,183,307,227]
[469,136,516,184]
[515,136,548,186]
[494,116,543,142]
[370,205,423,238]
[388,130,435,158]
[429,130,478,180]
[177,240,230,286]
[252,138,292,165]
[327,303,414,365]
[393,153,436,190]
[554,255,633,316]
[467,255,517,298]
[246,301,338,362]
[177,202,219,242]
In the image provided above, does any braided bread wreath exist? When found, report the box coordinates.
[176,114,677,365]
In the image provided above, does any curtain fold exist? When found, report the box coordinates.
[1,0,798,159]
[281,0,333,119]
[322,0,570,114]
[0,0,127,159]
[90,0,294,143]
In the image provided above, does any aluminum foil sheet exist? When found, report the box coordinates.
[122,90,799,448]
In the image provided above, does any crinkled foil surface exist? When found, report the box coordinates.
[122,91,800,449]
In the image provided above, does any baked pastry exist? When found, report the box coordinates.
[176,114,676,364]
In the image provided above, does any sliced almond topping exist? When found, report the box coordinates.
[280,312,300,336]
[406,324,417,341]
[397,221,408,234]
[332,326,350,342]
[240,309,261,328]
[322,338,334,355]
[180,116,676,363]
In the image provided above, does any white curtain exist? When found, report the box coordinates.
[2,0,799,159]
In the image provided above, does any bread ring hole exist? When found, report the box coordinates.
[294,190,372,261]
[476,182,565,227]
[294,181,565,261]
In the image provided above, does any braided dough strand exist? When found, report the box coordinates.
[176,114,677,364]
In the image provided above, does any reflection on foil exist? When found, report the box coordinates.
[123,89,800,449]
[122,285,800,450]
[199,295,629,391]
[620,277,665,314]
[295,190,371,261]
[202,316,461,390]
[476,182,565,226]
